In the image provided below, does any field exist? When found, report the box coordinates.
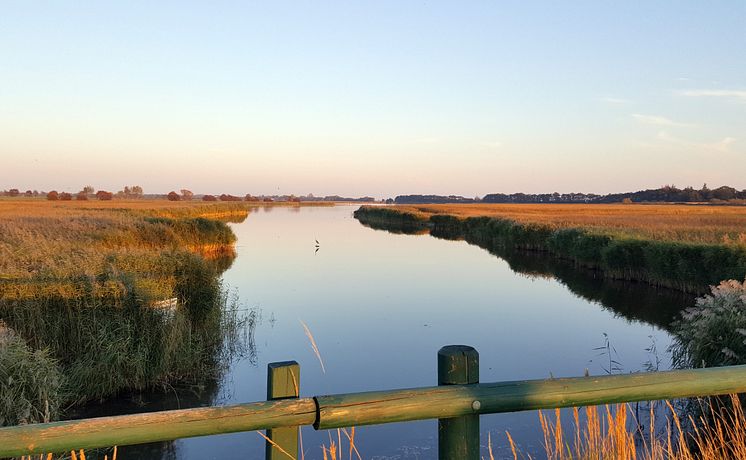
[389,203,746,246]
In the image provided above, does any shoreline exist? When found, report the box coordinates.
[353,205,746,293]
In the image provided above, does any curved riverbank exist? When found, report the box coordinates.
[354,205,746,293]
[0,201,255,424]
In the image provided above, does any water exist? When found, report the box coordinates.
[91,205,693,459]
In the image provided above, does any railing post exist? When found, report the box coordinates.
[438,345,480,460]
[266,361,300,460]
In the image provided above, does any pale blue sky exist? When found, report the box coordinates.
[1,1,744,197]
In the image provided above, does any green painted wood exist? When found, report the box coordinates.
[0,398,317,458]
[315,364,746,429]
[6,361,746,457]
[266,361,300,460]
[437,345,479,460]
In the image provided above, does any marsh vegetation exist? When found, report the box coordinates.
[0,200,259,425]
[355,204,746,292]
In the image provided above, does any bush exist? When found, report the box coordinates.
[202,194,217,202]
[59,192,72,201]
[96,191,113,201]
[0,324,62,426]
[672,278,746,368]
[167,191,181,201]
[219,194,241,202]
[46,191,59,201]
[76,191,88,200]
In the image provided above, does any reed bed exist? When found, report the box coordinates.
[393,203,746,246]
[354,206,746,292]
[501,395,746,460]
[0,200,254,424]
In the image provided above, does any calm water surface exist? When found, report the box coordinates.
[101,205,692,459]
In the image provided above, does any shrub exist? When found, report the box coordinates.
[76,191,88,200]
[46,191,59,201]
[671,278,746,368]
[59,192,72,201]
[0,324,62,426]
[167,191,181,201]
[8,189,19,197]
[244,194,260,202]
[219,194,241,202]
[202,194,217,201]
[96,191,113,200]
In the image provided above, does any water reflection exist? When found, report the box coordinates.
[69,206,692,459]
[357,218,692,331]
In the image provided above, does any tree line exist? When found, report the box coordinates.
[394,184,746,204]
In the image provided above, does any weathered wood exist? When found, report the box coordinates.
[0,398,317,458]
[266,361,300,460]
[6,362,746,457]
[315,364,746,429]
[438,345,479,460]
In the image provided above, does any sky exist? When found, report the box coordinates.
[1,1,745,198]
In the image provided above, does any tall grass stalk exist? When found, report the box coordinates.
[504,395,746,460]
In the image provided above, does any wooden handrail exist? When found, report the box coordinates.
[0,398,316,458]
[3,353,746,458]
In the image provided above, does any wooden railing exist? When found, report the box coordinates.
[3,345,746,459]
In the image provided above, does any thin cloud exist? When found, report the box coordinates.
[713,137,736,152]
[657,130,738,153]
[678,89,746,102]
[632,114,690,127]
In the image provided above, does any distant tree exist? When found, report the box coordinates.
[46,191,59,201]
[263,197,274,202]
[202,194,217,201]
[219,194,241,201]
[24,190,33,197]
[167,191,181,201]
[96,190,113,201]
[59,192,72,201]
[76,191,88,200]
[82,185,95,195]
[131,185,143,197]
[123,186,131,196]
[711,186,737,201]
[8,188,19,197]
[244,194,260,202]
[180,189,193,200]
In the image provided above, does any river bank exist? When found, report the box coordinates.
[354,205,746,293]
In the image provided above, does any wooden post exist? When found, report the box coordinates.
[438,345,479,460]
[266,361,300,460]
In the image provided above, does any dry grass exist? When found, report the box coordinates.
[501,395,746,460]
[0,199,250,283]
[0,199,255,410]
[392,203,746,246]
